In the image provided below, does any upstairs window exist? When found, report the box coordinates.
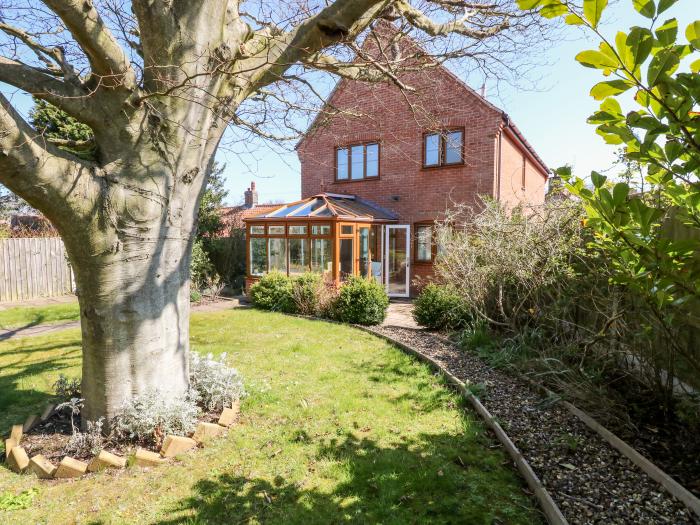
[423,129,464,167]
[336,142,379,181]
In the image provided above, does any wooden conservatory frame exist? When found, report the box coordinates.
[243,193,398,290]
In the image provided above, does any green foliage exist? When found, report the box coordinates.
[459,321,495,352]
[249,272,295,313]
[29,99,95,160]
[190,239,216,291]
[190,289,203,303]
[331,276,389,325]
[517,0,700,413]
[197,164,228,245]
[0,489,39,511]
[291,272,324,316]
[413,283,471,330]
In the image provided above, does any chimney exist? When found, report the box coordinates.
[244,181,258,208]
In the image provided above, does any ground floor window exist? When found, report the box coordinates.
[250,237,267,276]
[311,238,332,275]
[268,238,287,273]
[339,238,353,280]
[415,225,433,262]
[289,238,310,275]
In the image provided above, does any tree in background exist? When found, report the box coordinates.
[0,0,550,424]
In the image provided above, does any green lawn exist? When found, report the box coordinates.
[0,309,541,524]
[0,301,80,330]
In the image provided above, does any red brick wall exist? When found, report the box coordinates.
[498,132,548,209]
[298,67,509,293]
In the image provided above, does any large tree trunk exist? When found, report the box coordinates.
[59,156,207,426]
[73,236,193,424]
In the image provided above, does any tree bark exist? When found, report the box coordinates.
[56,152,208,426]
[73,234,193,425]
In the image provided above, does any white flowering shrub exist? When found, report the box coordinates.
[64,418,104,456]
[112,388,200,444]
[189,352,245,412]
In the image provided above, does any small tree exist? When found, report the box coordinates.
[519,0,700,387]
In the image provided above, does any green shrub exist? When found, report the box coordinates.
[291,273,324,316]
[249,272,295,313]
[413,283,471,330]
[331,276,389,325]
[190,289,202,303]
[190,239,216,291]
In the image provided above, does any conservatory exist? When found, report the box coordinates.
[244,193,411,295]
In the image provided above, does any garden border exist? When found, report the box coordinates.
[355,326,568,525]
[424,333,700,520]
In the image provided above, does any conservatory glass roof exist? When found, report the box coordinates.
[246,193,398,222]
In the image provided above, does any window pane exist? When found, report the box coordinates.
[424,134,440,166]
[445,131,463,164]
[312,224,331,235]
[250,225,264,235]
[341,224,353,235]
[250,237,267,276]
[339,238,354,279]
[268,238,287,273]
[358,227,370,277]
[351,145,364,179]
[289,238,309,275]
[366,143,379,177]
[289,225,307,235]
[416,225,432,261]
[337,148,349,180]
[311,238,332,275]
[268,225,285,235]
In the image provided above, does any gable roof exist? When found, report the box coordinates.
[295,23,549,176]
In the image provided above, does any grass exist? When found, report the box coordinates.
[0,309,542,524]
[0,301,80,330]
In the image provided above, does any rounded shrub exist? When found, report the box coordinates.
[249,271,295,313]
[413,283,471,330]
[291,272,324,316]
[332,276,389,325]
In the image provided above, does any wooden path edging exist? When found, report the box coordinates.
[356,326,568,525]
[427,332,700,520]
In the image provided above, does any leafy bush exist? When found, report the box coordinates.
[113,389,200,445]
[189,352,245,412]
[190,239,216,291]
[413,284,471,330]
[190,289,202,303]
[53,374,81,399]
[331,276,389,325]
[291,273,324,316]
[249,272,295,313]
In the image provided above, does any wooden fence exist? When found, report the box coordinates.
[0,237,73,303]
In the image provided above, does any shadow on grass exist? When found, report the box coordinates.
[154,432,541,525]
[0,339,80,429]
[0,314,48,341]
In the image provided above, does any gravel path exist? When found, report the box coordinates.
[371,326,698,525]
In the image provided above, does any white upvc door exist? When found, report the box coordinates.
[385,225,410,297]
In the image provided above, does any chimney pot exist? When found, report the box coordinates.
[244,181,258,208]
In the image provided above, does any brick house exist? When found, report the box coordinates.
[244,31,549,297]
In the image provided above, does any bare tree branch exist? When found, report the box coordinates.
[42,0,136,89]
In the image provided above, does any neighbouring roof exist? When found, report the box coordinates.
[244,193,398,223]
[219,204,282,234]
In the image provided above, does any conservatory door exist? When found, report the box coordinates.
[385,225,410,297]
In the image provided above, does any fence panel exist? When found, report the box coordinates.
[0,237,73,303]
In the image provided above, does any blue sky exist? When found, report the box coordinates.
[1,2,696,206]
[216,0,698,205]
